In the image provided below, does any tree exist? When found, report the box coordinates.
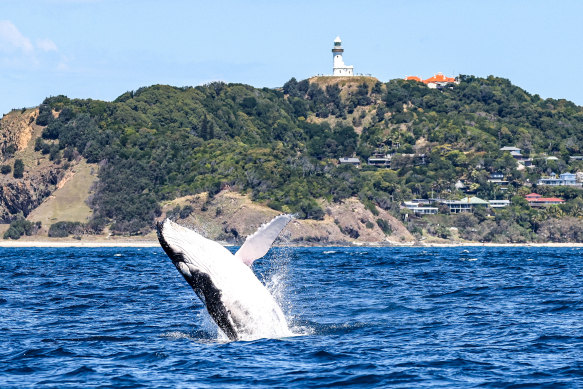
[282,77,299,97]
[13,159,24,178]
[36,104,53,126]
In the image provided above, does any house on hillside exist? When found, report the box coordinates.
[423,73,457,89]
[525,193,565,207]
[488,199,511,208]
[537,173,582,187]
[488,172,509,185]
[405,73,458,89]
[500,146,521,153]
[402,201,438,215]
[500,146,529,162]
[367,154,391,167]
[438,196,490,213]
[338,157,360,167]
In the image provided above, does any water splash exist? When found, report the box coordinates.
[262,246,313,338]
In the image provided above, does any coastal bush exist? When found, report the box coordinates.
[376,218,392,235]
[294,199,324,220]
[3,219,40,240]
[4,144,16,158]
[85,217,108,234]
[180,205,193,219]
[34,137,44,152]
[166,206,181,220]
[12,159,24,178]
[35,104,53,126]
[48,221,83,238]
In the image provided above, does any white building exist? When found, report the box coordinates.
[368,154,391,167]
[332,36,354,76]
[338,157,360,167]
[488,200,511,208]
[538,172,582,187]
[402,201,438,215]
[438,196,490,213]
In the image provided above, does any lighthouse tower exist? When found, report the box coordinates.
[332,36,354,76]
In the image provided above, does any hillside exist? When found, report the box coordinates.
[1,75,583,243]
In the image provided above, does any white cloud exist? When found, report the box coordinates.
[0,20,34,53]
[36,38,58,52]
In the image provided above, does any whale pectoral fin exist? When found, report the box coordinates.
[234,214,293,266]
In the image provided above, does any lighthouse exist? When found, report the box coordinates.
[332,36,354,76]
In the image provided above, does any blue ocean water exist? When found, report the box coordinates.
[1,246,583,388]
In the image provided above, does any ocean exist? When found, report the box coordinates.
[1,246,582,388]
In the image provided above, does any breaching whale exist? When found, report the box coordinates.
[156,214,293,341]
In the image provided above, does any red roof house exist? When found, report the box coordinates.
[423,73,456,84]
[404,73,457,88]
[525,193,565,207]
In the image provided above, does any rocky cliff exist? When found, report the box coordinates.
[0,109,68,222]
[161,190,415,245]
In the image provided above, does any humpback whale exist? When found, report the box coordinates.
[156,215,293,341]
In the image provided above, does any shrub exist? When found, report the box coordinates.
[166,206,181,220]
[3,219,40,240]
[13,159,24,178]
[376,218,392,235]
[180,205,193,219]
[49,145,60,162]
[4,144,16,157]
[36,104,53,126]
[48,221,82,238]
[34,137,44,152]
[0,165,11,174]
[85,217,108,234]
[295,199,325,220]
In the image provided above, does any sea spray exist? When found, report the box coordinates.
[261,245,313,337]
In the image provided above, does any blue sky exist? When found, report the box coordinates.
[1,0,581,115]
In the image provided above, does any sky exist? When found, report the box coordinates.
[0,0,582,115]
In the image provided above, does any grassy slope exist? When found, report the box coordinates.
[27,160,98,230]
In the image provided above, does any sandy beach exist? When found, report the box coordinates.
[0,240,160,248]
[0,238,582,248]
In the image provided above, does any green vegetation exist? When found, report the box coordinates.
[12,159,24,178]
[34,76,583,241]
[48,221,83,238]
[376,218,392,235]
[3,218,41,240]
